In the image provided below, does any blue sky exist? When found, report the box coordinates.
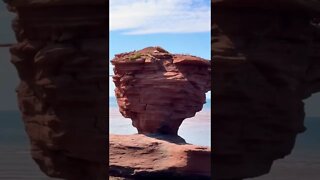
[109,0,211,98]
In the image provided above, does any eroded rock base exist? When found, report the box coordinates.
[109,134,211,180]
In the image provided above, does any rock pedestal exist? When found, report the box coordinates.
[213,1,320,179]
[5,1,108,179]
[110,47,211,179]
[111,47,211,135]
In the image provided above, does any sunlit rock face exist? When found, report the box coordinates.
[111,47,211,135]
[213,1,320,180]
[5,1,108,179]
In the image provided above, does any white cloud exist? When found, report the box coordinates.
[206,91,211,99]
[109,76,116,97]
[110,0,210,34]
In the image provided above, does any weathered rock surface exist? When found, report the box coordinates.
[111,47,211,135]
[213,1,320,179]
[109,134,211,180]
[4,1,108,179]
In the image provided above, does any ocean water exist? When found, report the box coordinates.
[109,96,211,110]
[109,96,211,146]
[0,111,49,179]
[249,117,320,180]
[0,111,28,146]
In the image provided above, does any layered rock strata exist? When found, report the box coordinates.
[109,134,211,180]
[4,1,108,179]
[111,47,211,135]
[213,1,320,179]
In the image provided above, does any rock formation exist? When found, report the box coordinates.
[110,134,211,180]
[110,47,211,179]
[4,0,108,179]
[212,0,320,179]
[111,47,211,135]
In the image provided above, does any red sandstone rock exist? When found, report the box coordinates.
[5,1,108,179]
[109,134,211,179]
[111,47,211,135]
[212,1,320,180]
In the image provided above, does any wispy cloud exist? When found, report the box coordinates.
[110,0,210,35]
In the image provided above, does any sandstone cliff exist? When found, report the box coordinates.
[212,1,320,179]
[111,47,211,135]
[4,1,108,179]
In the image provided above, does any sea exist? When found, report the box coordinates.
[0,111,51,179]
[1,100,320,179]
[249,117,320,180]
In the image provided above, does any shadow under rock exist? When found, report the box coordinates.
[145,133,188,145]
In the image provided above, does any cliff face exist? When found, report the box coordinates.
[112,47,211,135]
[5,1,108,179]
[213,1,320,179]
